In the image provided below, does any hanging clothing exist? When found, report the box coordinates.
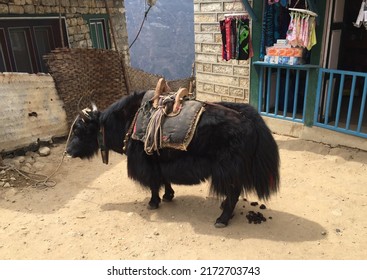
[307,16,317,50]
[354,0,367,29]
[286,11,317,50]
[220,16,253,61]
[219,20,228,61]
[260,2,289,59]
[230,18,238,59]
[225,18,233,60]
[237,18,250,60]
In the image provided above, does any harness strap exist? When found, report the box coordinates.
[97,125,109,164]
[122,110,140,154]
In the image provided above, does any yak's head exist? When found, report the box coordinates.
[66,103,101,160]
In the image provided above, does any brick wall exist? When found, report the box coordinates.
[194,0,251,103]
[0,0,129,61]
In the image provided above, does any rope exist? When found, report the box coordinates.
[129,5,153,49]
[144,105,165,155]
[0,116,79,188]
[143,95,174,155]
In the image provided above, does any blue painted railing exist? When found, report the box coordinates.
[253,62,318,123]
[314,68,367,138]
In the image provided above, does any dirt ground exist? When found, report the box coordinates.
[0,134,367,260]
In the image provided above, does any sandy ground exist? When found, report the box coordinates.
[0,134,367,260]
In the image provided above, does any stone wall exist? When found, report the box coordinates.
[194,0,251,102]
[0,0,129,62]
[0,73,68,153]
[0,0,130,153]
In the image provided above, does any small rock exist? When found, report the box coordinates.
[4,182,11,188]
[14,156,26,164]
[25,157,36,164]
[25,151,38,158]
[8,159,21,168]
[0,170,6,175]
[38,147,51,157]
[0,181,4,187]
[33,162,45,171]
[321,231,327,236]
[21,166,32,173]
[10,177,16,181]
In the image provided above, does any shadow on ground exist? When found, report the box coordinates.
[101,194,326,243]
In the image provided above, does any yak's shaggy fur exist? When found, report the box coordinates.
[67,91,280,227]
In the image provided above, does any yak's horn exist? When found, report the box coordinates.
[91,102,98,112]
[77,96,91,121]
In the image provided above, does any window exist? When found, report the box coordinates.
[34,26,55,73]
[0,29,10,72]
[9,27,35,73]
[0,18,68,73]
[89,18,110,49]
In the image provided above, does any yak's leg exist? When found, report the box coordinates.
[148,187,161,209]
[162,182,175,202]
[215,187,241,228]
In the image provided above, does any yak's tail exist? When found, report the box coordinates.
[250,111,280,200]
[218,102,280,200]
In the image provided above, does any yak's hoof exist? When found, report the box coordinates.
[214,221,228,228]
[162,193,174,202]
[147,202,159,210]
[214,214,234,228]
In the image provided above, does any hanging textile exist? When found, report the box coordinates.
[230,18,238,59]
[225,18,233,59]
[219,20,227,60]
[354,0,367,29]
[286,9,317,50]
[260,1,289,59]
[220,15,253,61]
[237,18,250,60]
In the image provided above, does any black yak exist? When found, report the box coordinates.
[66,88,280,228]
